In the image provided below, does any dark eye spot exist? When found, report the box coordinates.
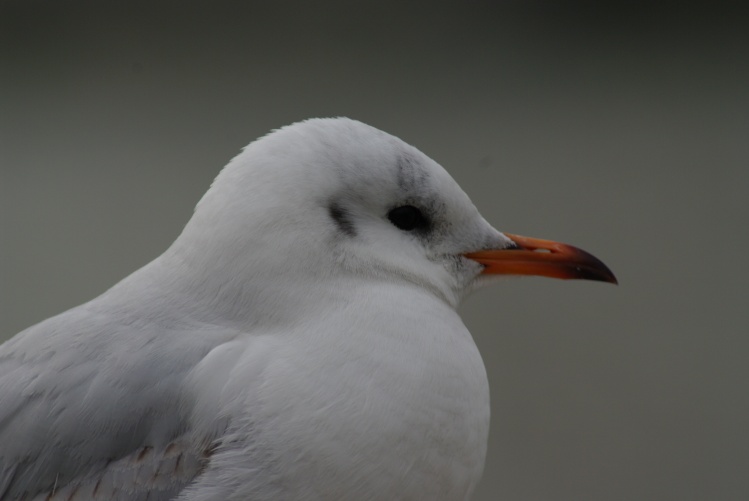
[387,205,429,232]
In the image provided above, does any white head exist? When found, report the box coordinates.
[168,118,615,313]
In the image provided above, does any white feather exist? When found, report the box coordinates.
[0,118,510,500]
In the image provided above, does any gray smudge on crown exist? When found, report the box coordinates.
[395,151,430,194]
[394,151,459,246]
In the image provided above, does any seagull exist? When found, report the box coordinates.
[0,118,616,501]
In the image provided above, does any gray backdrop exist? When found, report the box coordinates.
[2,2,747,500]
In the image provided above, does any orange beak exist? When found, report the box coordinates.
[464,233,617,284]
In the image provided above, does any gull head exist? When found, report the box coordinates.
[173,118,615,310]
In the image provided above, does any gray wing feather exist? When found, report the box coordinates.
[26,438,212,501]
[0,301,235,500]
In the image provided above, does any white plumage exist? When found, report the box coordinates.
[0,118,615,500]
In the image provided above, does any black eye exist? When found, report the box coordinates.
[387,205,429,232]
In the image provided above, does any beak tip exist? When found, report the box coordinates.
[588,269,618,285]
[608,273,619,285]
[570,255,618,285]
[570,255,617,285]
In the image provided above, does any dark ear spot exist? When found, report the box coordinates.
[328,202,356,237]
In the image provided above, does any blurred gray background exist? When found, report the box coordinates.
[1,2,747,500]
